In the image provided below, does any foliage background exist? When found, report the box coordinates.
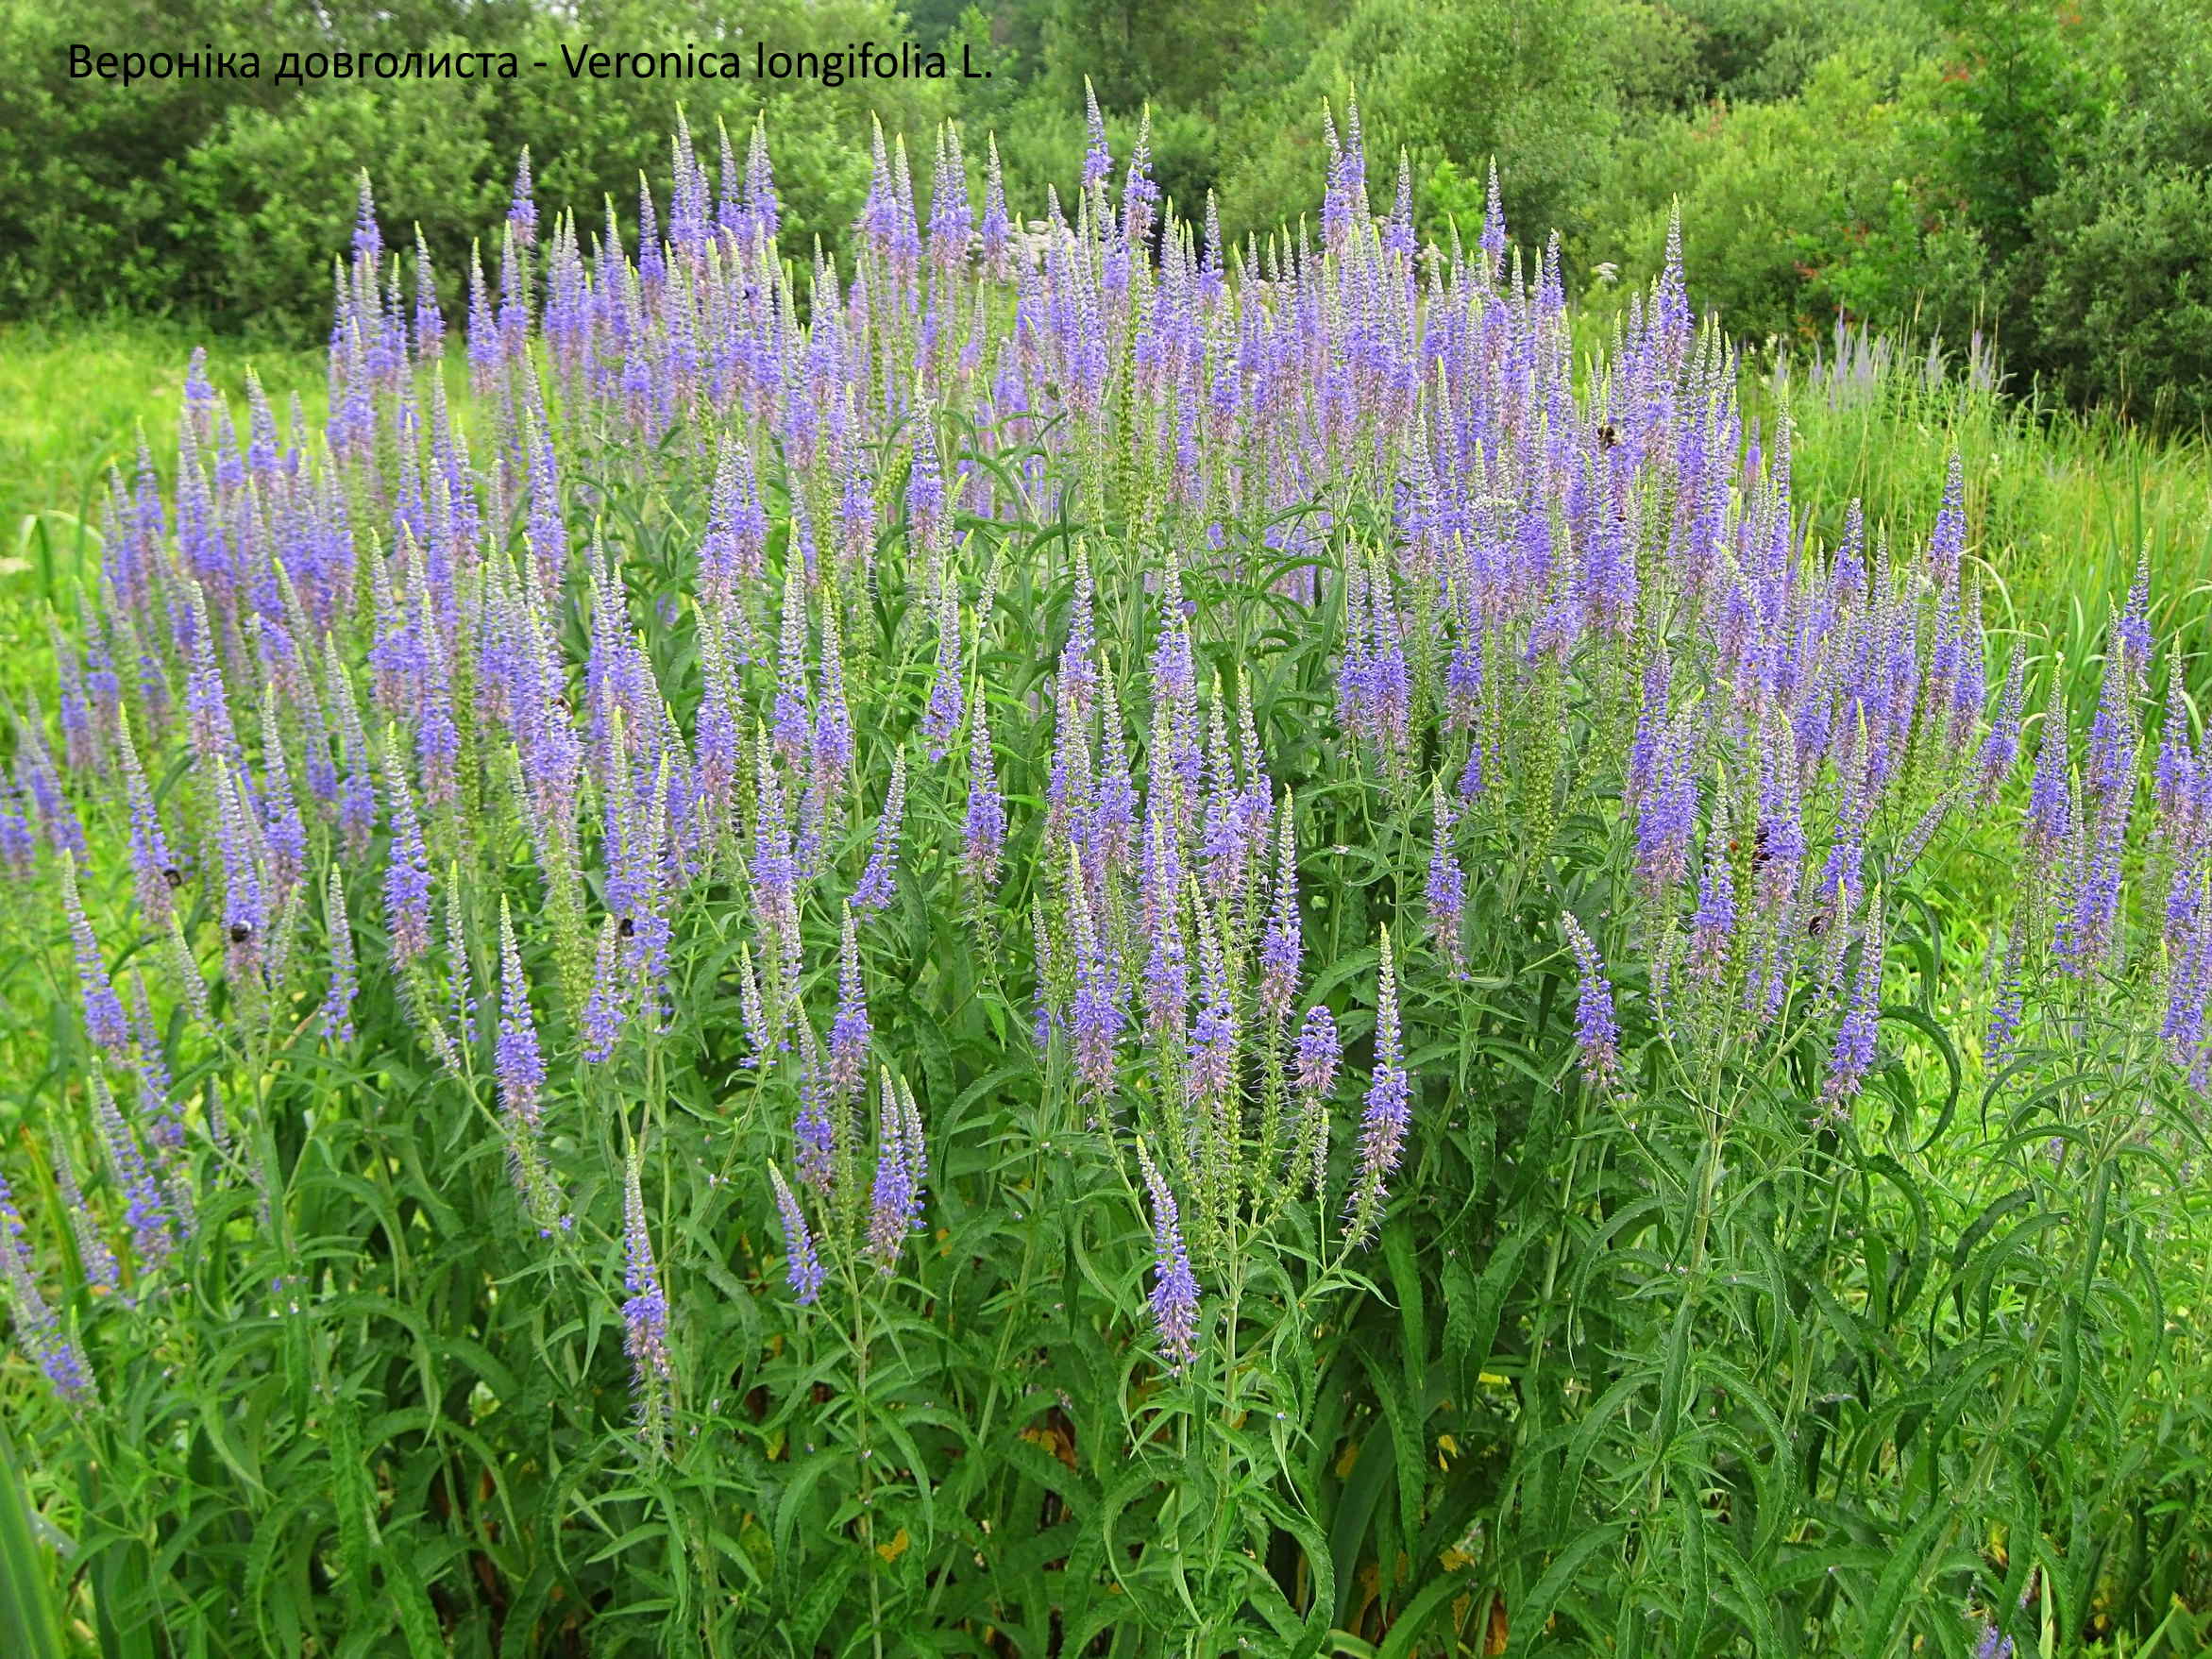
[6,0,2212,425]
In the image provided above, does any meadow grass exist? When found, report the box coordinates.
[0,319,325,622]
[1762,347,2212,698]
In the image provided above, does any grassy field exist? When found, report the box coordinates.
[0,320,326,622]
[1750,330,2212,686]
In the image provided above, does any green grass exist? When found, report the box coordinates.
[0,318,326,622]
[1757,341,2212,694]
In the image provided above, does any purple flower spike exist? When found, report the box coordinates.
[0,1177,96,1404]
[1296,1006,1341,1102]
[828,907,872,1105]
[496,901,546,1131]
[1293,1004,1341,1200]
[581,916,629,1063]
[1344,929,1410,1248]
[1258,801,1303,1021]
[115,712,178,923]
[1924,452,1967,589]
[1563,913,1621,1093]
[850,750,906,915]
[92,1069,171,1271]
[1069,851,1125,1107]
[921,586,964,762]
[60,855,127,1056]
[1820,905,1886,1118]
[794,1024,836,1193]
[322,868,358,1043]
[1135,1138,1201,1373]
[619,1151,674,1444]
[1081,80,1112,192]
[964,690,1005,888]
[508,147,538,247]
[867,1071,916,1275]
[49,1135,117,1293]
[768,1164,824,1306]
[380,730,431,967]
[1425,782,1467,973]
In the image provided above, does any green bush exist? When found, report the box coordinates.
[1215,0,1693,251]
[1576,51,1916,345]
[0,0,956,333]
[2024,150,2212,432]
[176,69,500,330]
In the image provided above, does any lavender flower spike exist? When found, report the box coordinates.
[321,868,358,1042]
[1343,928,1410,1248]
[1135,1137,1201,1374]
[60,854,128,1055]
[496,899,547,1131]
[768,1163,825,1306]
[1258,796,1301,1023]
[581,915,630,1064]
[1563,912,1622,1093]
[92,1070,172,1271]
[1820,902,1886,1118]
[50,1134,118,1292]
[867,1069,915,1275]
[380,727,432,966]
[1292,1004,1340,1203]
[828,906,871,1103]
[850,748,906,914]
[620,1149,674,1445]
[0,1177,95,1403]
[1425,778,1466,973]
[963,685,1005,887]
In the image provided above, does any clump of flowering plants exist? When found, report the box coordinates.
[0,104,2205,1655]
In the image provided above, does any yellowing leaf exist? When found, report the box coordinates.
[1018,1422,1078,1471]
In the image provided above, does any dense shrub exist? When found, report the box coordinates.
[1572,50,1916,344]
[0,0,954,329]
[2020,138,2212,431]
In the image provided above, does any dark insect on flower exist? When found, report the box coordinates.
[161,866,182,889]
[1806,910,1829,938]
[617,916,636,940]
[1731,824,1776,868]
[1597,422,1617,449]
[228,922,252,944]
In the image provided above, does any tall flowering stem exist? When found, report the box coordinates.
[619,1150,674,1449]
[1563,912,1622,1094]
[768,1163,824,1306]
[1135,1137,1200,1374]
[60,854,128,1055]
[1343,928,1410,1249]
